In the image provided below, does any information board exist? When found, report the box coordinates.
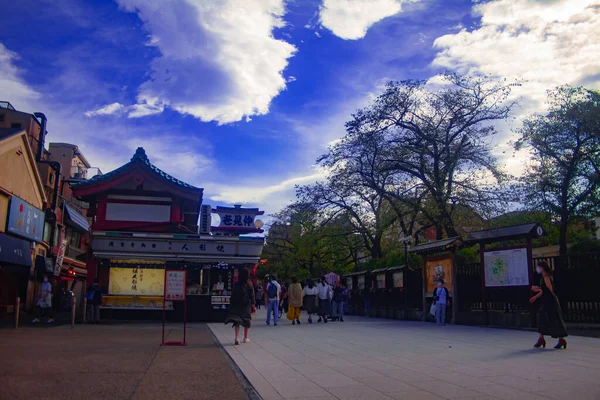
[165,270,186,301]
[484,248,530,287]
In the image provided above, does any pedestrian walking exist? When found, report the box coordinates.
[225,268,256,345]
[265,275,281,326]
[280,282,288,318]
[32,274,54,324]
[530,261,568,349]
[433,279,449,325]
[86,278,103,324]
[255,284,263,310]
[317,276,332,323]
[287,276,303,325]
[332,280,345,322]
[302,279,318,323]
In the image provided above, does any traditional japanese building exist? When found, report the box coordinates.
[71,148,264,321]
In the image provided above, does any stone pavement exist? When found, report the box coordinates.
[0,323,253,400]
[208,310,600,400]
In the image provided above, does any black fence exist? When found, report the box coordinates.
[534,254,600,323]
[346,253,600,326]
[454,254,600,324]
[346,268,423,320]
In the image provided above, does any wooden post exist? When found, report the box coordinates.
[451,254,458,325]
[526,237,536,328]
[71,297,76,328]
[83,297,87,324]
[480,242,488,325]
[422,259,427,322]
[14,297,20,329]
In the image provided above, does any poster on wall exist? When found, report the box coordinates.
[357,275,365,290]
[393,271,404,288]
[109,267,164,296]
[165,270,186,301]
[425,257,453,295]
[483,248,530,287]
[376,273,386,289]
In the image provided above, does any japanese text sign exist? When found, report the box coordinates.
[165,270,186,301]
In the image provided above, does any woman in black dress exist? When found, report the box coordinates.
[225,268,255,345]
[530,261,568,349]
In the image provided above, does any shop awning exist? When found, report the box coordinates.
[64,204,90,232]
[0,233,32,267]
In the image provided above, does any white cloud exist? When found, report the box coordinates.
[208,168,327,216]
[318,0,415,40]
[432,0,600,176]
[84,102,126,117]
[0,43,39,111]
[85,100,164,118]
[115,0,296,125]
[433,0,600,113]
[0,41,216,189]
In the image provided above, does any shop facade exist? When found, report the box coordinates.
[71,148,265,321]
[0,128,48,316]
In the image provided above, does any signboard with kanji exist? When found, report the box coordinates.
[165,270,186,301]
[54,239,67,276]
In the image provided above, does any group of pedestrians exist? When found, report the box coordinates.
[225,272,351,345]
[263,275,349,326]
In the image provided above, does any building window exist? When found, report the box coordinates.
[11,122,22,129]
[48,172,55,186]
[43,222,52,244]
[68,229,82,249]
[0,114,4,122]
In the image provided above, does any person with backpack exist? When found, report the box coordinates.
[265,275,281,326]
[86,278,103,324]
[225,268,255,345]
[433,279,450,325]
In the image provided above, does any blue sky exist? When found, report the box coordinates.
[1,0,599,219]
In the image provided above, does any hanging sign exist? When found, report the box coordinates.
[165,270,186,301]
[54,239,68,276]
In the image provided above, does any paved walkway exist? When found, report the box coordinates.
[209,310,600,400]
[0,323,252,400]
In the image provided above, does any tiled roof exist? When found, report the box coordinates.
[72,147,202,191]
[410,237,461,254]
[465,223,541,243]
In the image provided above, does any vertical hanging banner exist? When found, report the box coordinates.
[54,239,68,276]
[162,270,187,346]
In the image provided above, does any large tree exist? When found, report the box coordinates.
[321,73,517,239]
[515,86,600,254]
[296,169,398,259]
[261,202,361,280]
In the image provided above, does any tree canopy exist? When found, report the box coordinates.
[515,86,600,254]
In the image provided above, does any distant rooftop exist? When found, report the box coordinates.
[0,101,16,111]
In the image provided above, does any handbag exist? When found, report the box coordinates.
[429,303,436,317]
